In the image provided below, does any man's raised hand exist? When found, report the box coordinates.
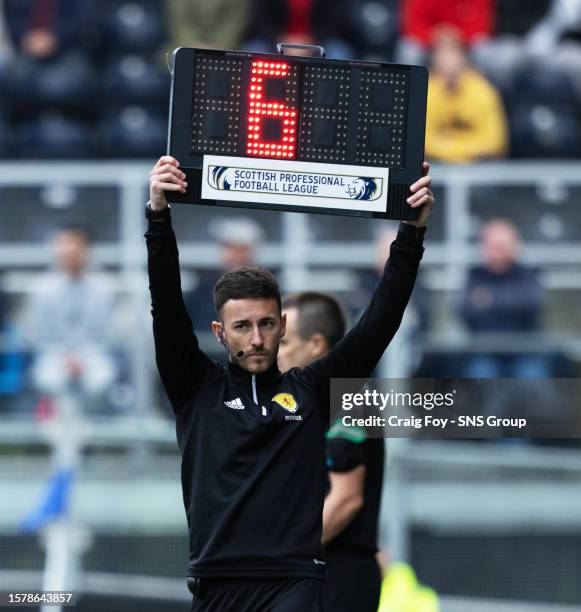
[149,156,187,211]
[404,161,435,228]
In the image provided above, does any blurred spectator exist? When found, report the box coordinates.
[473,1,581,102]
[397,0,494,65]
[243,0,356,58]
[25,227,118,405]
[526,0,581,54]
[3,0,94,62]
[184,217,264,331]
[166,0,249,53]
[425,29,508,164]
[460,219,549,378]
[2,0,96,119]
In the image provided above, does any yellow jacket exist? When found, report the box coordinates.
[425,69,508,163]
[378,562,439,612]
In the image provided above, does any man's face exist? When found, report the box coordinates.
[432,40,467,88]
[52,230,89,276]
[278,307,322,372]
[220,242,255,270]
[481,223,519,273]
[214,298,285,374]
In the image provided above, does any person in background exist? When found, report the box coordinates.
[184,217,264,332]
[526,0,581,54]
[165,0,249,54]
[397,0,494,65]
[425,28,508,164]
[242,0,356,59]
[2,0,94,62]
[25,227,118,406]
[278,292,384,612]
[460,219,549,378]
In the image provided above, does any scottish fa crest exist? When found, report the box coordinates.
[272,393,298,413]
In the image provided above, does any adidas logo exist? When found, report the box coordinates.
[224,398,245,410]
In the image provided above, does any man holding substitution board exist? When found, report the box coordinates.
[145,152,434,610]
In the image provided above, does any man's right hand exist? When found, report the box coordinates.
[149,156,187,210]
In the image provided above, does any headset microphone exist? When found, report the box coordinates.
[218,330,245,360]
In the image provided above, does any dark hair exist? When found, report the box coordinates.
[282,292,346,350]
[214,266,281,315]
[51,225,90,243]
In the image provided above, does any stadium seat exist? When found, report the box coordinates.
[98,105,167,158]
[350,0,398,59]
[510,103,581,158]
[513,61,578,105]
[100,54,169,110]
[100,1,167,55]
[540,42,581,102]
[0,116,11,159]
[17,113,95,159]
[470,185,581,242]
[471,37,525,103]
[495,0,552,36]
[6,53,96,116]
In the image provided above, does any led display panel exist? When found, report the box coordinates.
[168,47,428,220]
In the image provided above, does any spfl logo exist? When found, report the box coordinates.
[210,166,232,190]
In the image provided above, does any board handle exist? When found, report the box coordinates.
[276,42,326,58]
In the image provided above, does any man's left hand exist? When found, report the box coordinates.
[404,162,435,228]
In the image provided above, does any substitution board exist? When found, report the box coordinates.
[167,47,428,220]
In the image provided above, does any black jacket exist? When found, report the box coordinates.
[460,264,543,333]
[325,430,384,557]
[145,208,424,579]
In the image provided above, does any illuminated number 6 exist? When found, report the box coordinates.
[247,60,297,159]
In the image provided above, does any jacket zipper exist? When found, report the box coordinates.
[251,375,258,404]
[252,375,267,416]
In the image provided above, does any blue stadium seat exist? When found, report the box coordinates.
[471,38,525,104]
[513,61,578,105]
[350,0,398,59]
[0,116,12,159]
[100,54,169,110]
[6,53,96,115]
[510,103,581,159]
[98,105,167,158]
[100,1,167,55]
[17,113,95,159]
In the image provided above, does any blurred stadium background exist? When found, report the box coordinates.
[1,1,581,611]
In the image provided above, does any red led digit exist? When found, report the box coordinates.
[247,60,297,159]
